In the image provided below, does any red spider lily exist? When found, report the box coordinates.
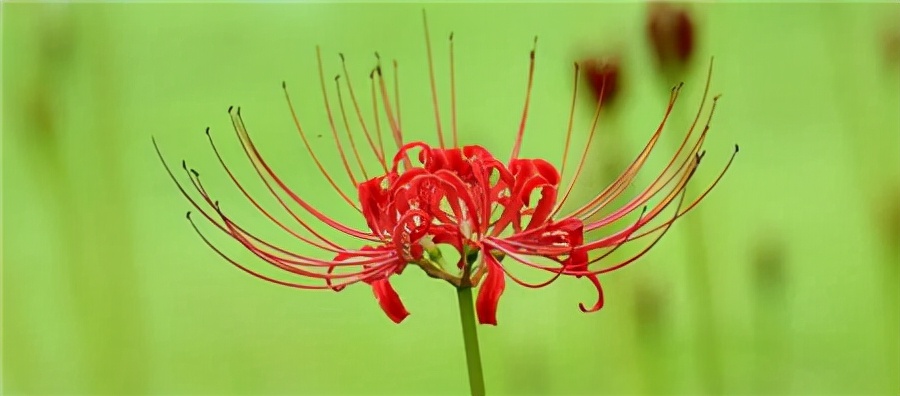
[153,14,737,326]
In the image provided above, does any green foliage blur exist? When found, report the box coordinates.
[3,3,899,395]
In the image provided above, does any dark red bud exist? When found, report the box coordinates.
[581,56,622,107]
[646,2,696,70]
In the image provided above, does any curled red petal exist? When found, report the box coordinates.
[476,252,506,325]
[578,273,605,313]
[370,278,410,324]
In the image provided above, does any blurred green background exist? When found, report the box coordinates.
[3,2,899,395]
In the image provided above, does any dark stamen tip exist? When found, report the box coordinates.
[530,50,535,59]
[190,169,199,177]
[282,81,287,89]
[734,144,740,153]
[369,69,375,79]
[374,51,381,60]
[449,32,454,41]
[334,74,341,81]
[214,200,220,208]
[181,160,187,169]
[375,65,383,76]
[204,127,210,135]
[186,211,192,220]
[227,105,234,113]
[339,52,345,61]
[574,62,580,71]
[236,107,242,116]
[714,94,723,101]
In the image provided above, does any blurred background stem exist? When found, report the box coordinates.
[15,5,151,393]
[674,107,723,395]
[820,5,900,393]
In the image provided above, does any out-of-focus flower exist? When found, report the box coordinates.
[751,230,788,294]
[581,55,622,107]
[634,277,667,331]
[646,2,696,71]
[874,182,900,247]
[883,21,900,69]
[154,18,736,326]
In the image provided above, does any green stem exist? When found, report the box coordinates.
[456,286,486,396]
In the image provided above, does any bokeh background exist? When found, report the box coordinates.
[3,2,899,395]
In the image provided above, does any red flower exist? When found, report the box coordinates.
[154,21,736,326]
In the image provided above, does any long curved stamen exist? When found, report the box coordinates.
[334,75,369,180]
[575,60,715,221]
[374,60,412,169]
[155,138,388,271]
[216,209,393,269]
[449,32,459,148]
[620,145,738,243]
[486,237,571,261]
[553,63,607,216]
[316,46,360,188]
[579,152,700,255]
[422,10,446,148]
[582,144,700,231]
[230,108,378,241]
[283,83,359,210]
[581,93,719,228]
[588,176,692,272]
[205,127,350,252]
[583,155,698,251]
[369,70,387,166]
[184,164,389,265]
[393,59,403,142]
[188,214,389,289]
[508,37,538,164]
[552,182,692,280]
[154,138,361,262]
[339,53,388,172]
[488,206,648,272]
[483,242,566,288]
[558,62,580,182]
[558,82,682,220]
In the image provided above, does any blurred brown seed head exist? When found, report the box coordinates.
[646,2,696,71]
[634,277,667,332]
[874,182,900,247]
[581,55,622,108]
[883,23,900,70]
[751,232,788,295]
